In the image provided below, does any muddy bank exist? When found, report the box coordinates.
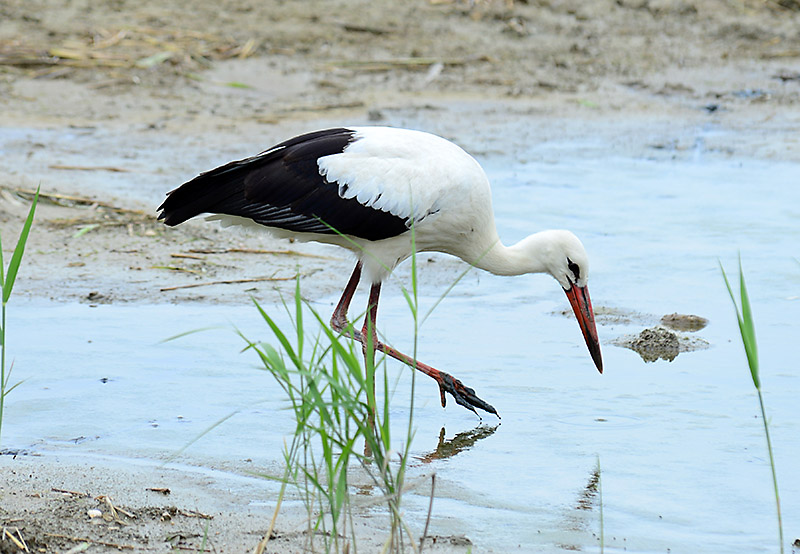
[2,0,800,307]
[0,452,463,554]
[3,0,800,106]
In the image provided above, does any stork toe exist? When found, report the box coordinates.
[437,372,499,418]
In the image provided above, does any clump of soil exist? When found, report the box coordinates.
[629,327,681,362]
[598,309,711,362]
[612,325,711,362]
[660,313,709,332]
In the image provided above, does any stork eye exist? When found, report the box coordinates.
[567,258,580,281]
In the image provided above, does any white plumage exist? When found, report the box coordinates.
[313,127,496,282]
[318,127,484,220]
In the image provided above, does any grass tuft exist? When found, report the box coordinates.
[242,275,419,553]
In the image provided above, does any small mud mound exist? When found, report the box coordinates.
[629,327,680,362]
[612,326,710,362]
[660,313,709,332]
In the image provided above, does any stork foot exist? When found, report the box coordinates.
[436,371,499,418]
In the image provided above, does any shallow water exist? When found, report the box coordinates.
[4,133,800,552]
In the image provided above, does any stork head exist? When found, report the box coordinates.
[538,230,603,374]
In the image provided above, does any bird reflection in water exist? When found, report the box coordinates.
[416,424,499,464]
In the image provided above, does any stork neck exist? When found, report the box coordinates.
[473,234,549,277]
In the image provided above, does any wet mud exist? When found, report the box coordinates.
[611,316,712,363]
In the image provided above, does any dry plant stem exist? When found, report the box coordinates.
[187,247,336,259]
[2,527,27,551]
[7,187,142,215]
[253,479,285,554]
[419,474,436,552]
[44,533,134,550]
[52,488,89,497]
[159,274,297,292]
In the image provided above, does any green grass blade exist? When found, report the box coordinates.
[3,186,39,303]
[381,366,391,450]
[71,223,99,239]
[3,378,27,396]
[720,261,760,388]
[166,410,239,462]
[294,276,304,358]
[253,298,302,370]
[0,220,5,292]
[757,389,784,553]
[720,262,739,321]
[308,308,364,383]
[721,258,782,553]
[419,248,483,326]
[737,257,759,388]
[159,325,227,343]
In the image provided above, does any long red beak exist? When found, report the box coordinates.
[564,284,603,373]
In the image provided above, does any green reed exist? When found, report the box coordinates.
[0,187,39,446]
[244,275,419,553]
[720,257,783,554]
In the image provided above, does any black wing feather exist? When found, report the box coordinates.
[157,128,409,241]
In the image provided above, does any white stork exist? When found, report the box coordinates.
[158,127,603,417]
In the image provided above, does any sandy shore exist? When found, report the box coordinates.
[2,0,800,551]
[1,451,469,553]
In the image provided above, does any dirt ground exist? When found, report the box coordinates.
[2,0,800,551]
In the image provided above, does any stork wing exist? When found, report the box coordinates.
[157,128,410,241]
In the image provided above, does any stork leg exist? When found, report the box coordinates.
[330,262,498,418]
[330,261,364,333]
